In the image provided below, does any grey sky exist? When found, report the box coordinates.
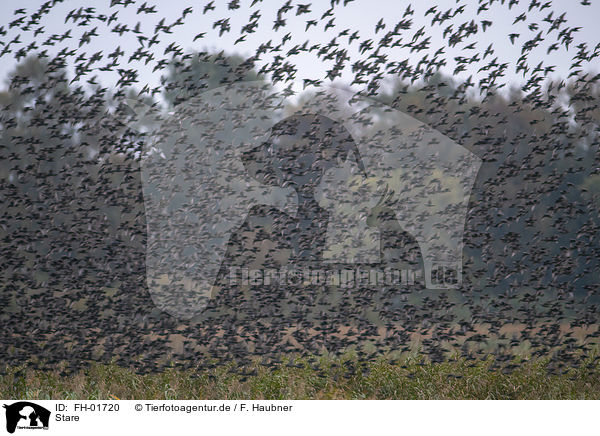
[1,0,599,96]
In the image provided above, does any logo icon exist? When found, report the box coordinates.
[3,402,50,434]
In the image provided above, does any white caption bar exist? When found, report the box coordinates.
[0,400,598,436]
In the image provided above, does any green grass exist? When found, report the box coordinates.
[2,353,599,400]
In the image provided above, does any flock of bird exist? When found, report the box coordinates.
[0,0,599,379]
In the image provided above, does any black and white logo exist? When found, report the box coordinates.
[3,402,50,434]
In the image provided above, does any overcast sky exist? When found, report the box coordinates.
[1,0,599,96]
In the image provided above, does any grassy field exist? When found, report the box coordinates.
[2,353,599,400]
